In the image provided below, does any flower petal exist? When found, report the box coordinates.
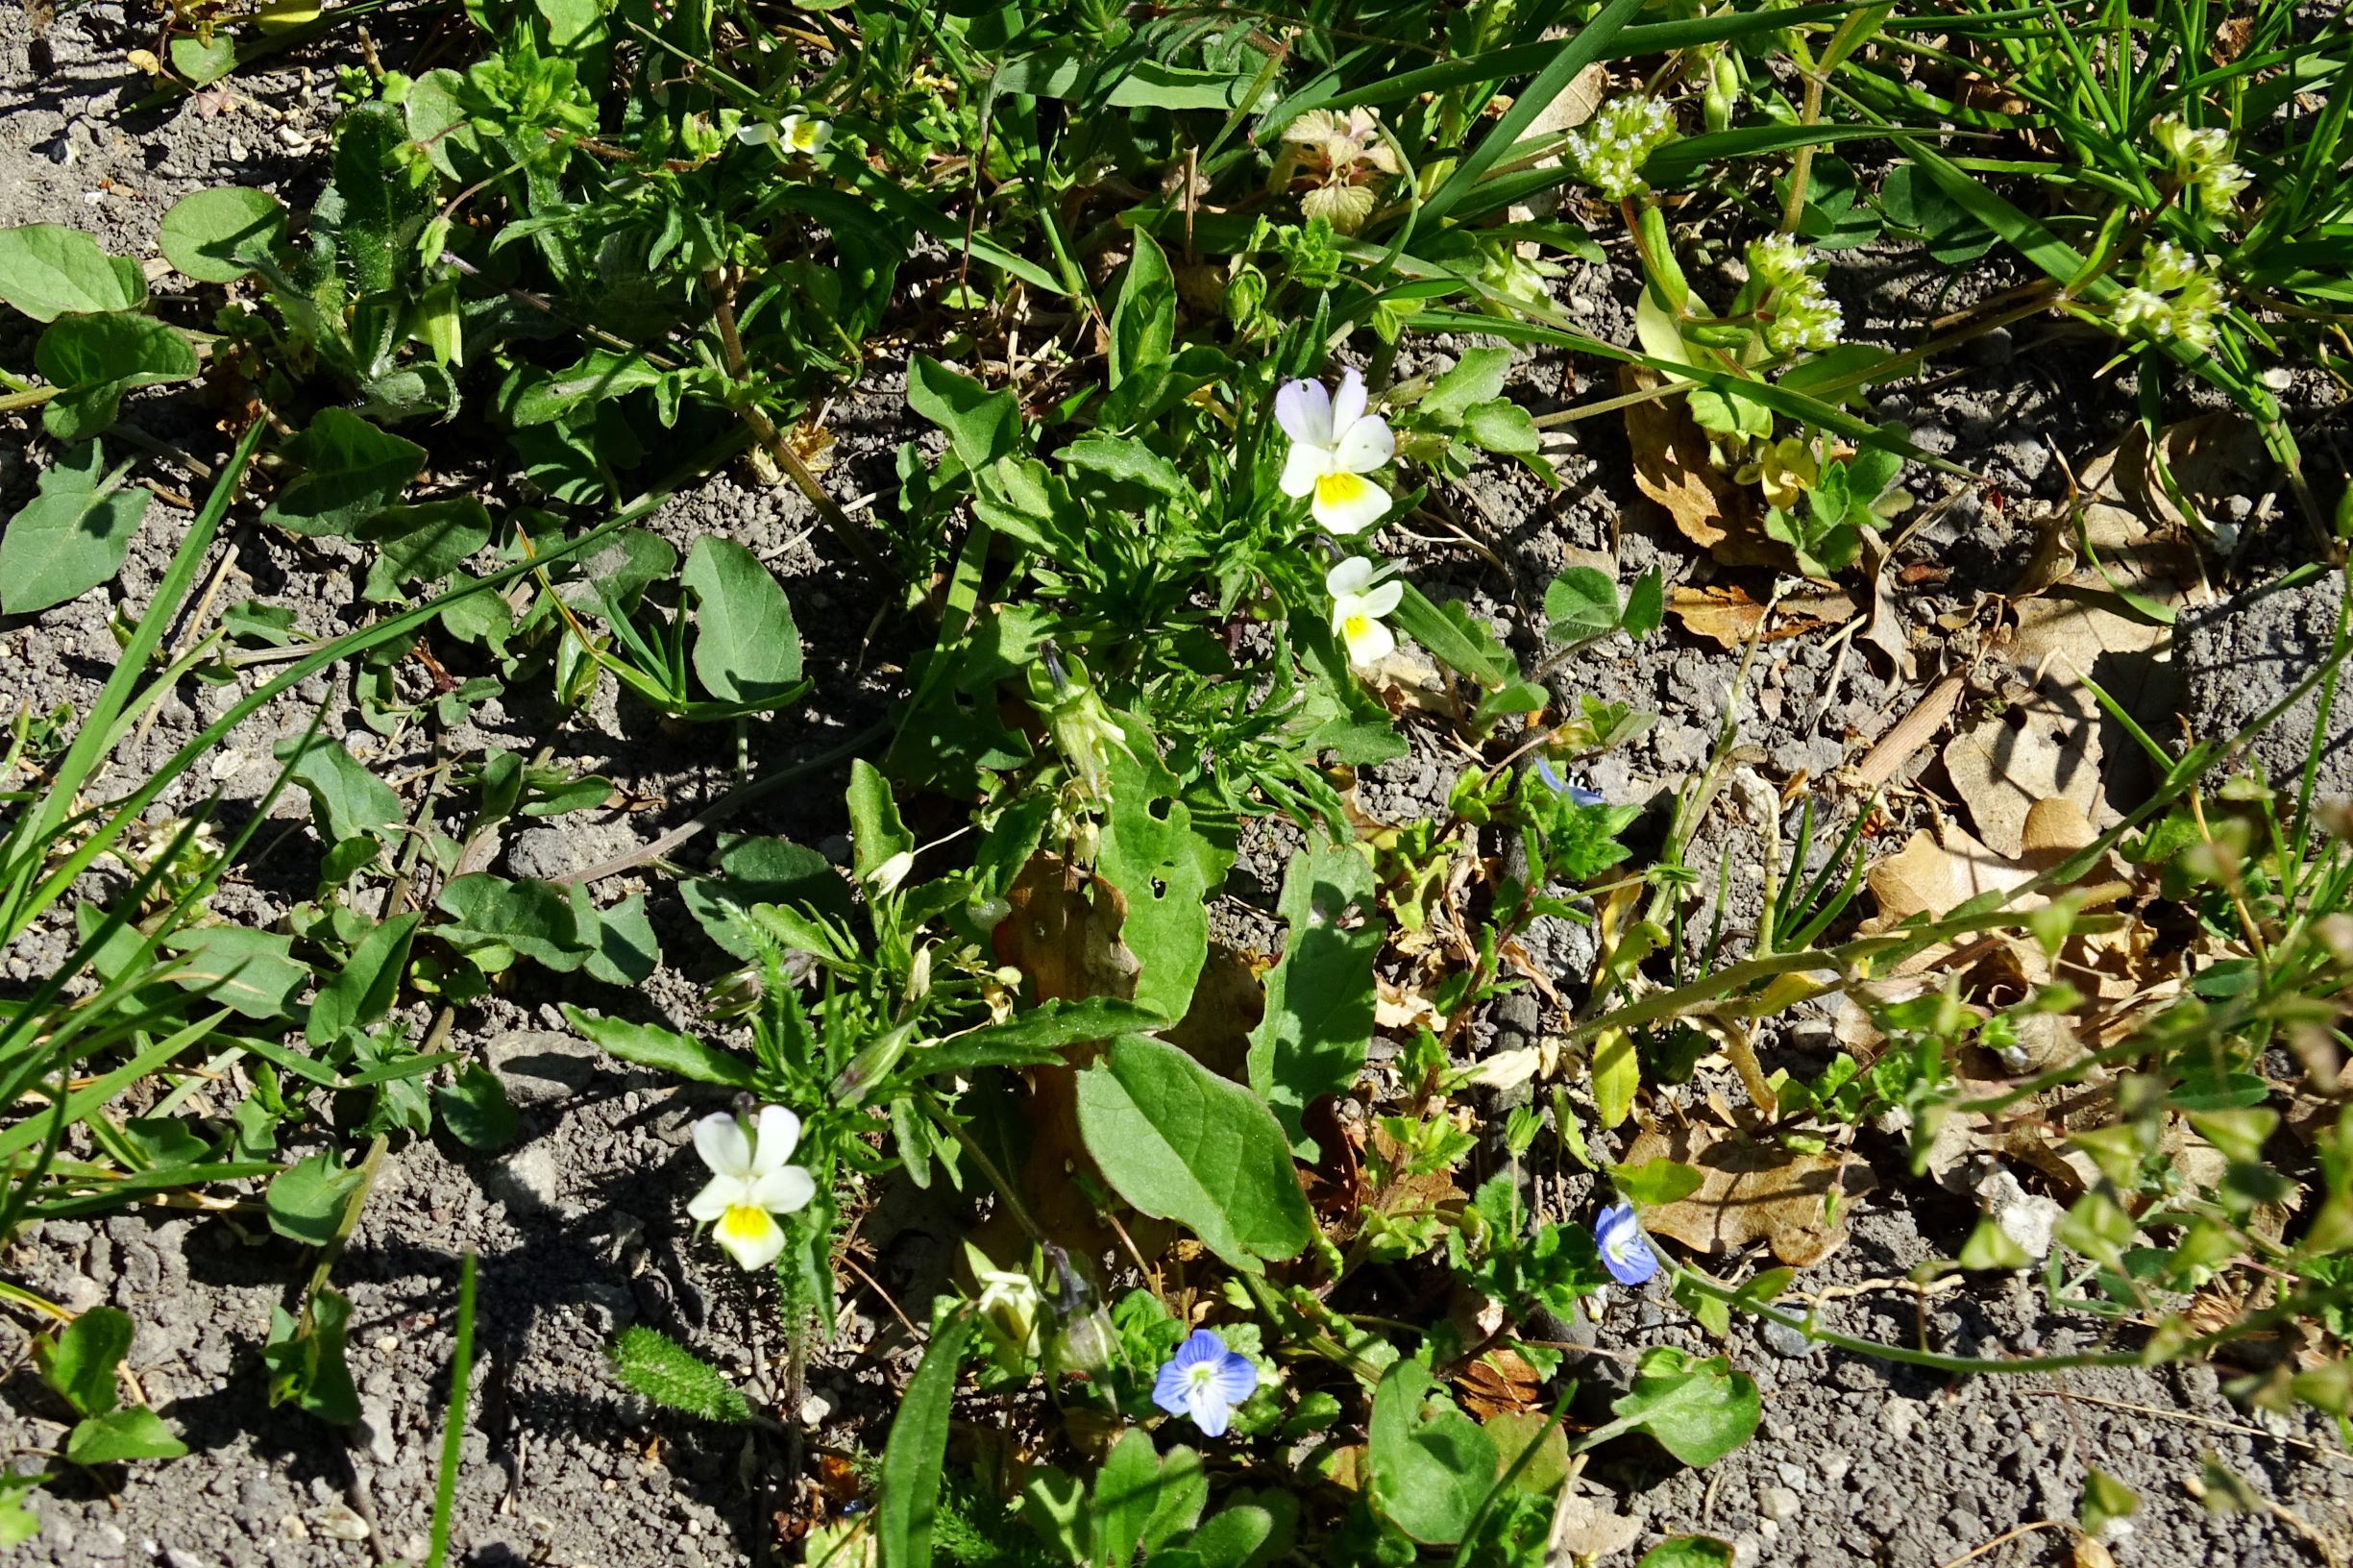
[1332,409,1394,474]
[1173,1328,1227,1370]
[1357,579,1403,618]
[750,1105,802,1173]
[694,1112,753,1179]
[1324,555,1377,598]
[1186,1380,1234,1437]
[1340,615,1395,667]
[1280,441,1333,498]
[687,1174,747,1222]
[1213,1352,1260,1410]
[714,1203,787,1271]
[1311,471,1390,536]
[751,1164,818,1214]
[1152,1360,1194,1418]
[1274,380,1331,448]
[1330,367,1368,434]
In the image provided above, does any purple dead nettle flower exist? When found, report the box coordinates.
[1594,1201,1656,1286]
[1534,756,1606,807]
[1152,1328,1260,1438]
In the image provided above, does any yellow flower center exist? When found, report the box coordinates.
[1342,614,1372,644]
[1314,471,1368,508]
[717,1204,775,1247]
[789,123,822,150]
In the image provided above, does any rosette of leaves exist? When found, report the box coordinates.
[1762,435,1910,578]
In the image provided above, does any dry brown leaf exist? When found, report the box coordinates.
[1456,1346,1545,1418]
[1941,680,2105,859]
[1163,942,1265,1081]
[1864,821,2040,924]
[1374,975,1443,1031]
[1856,527,1916,680]
[1620,1123,1866,1266]
[1666,582,1859,649]
[1621,366,1781,568]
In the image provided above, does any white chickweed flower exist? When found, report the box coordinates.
[1326,555,1404,667]
[687,1105,818,1271]
[1276,368,1396,535]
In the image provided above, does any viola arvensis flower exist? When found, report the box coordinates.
[687,1105,817,1271]
[1326,556,1404,667]
[1277,368,1395,535]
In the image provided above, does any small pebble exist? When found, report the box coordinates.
[1760,1321,1811,1358]
[1759,1485,1802,1524]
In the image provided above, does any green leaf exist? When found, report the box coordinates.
[260,1288,359,1425]
[161,926,307,1019]
[1542,566,1621,640]
[328,101,431,296]
[0,224,144,321]
[1390,586,1517,686]
[608,1327,751,1423]
[906,355,1018,473]
[925,997,1168,1074]
[681,835,852,959]
[267,1152,364,1246]
[680,537,805,707]
[306,913,419,1049]
[435,1064,520,1151]
[37,1306,132,1418]
[1074,1034,1314,1273]
[2080,1467,2138,1538]
[260,409,427,538]
[361,499,493,600]
[846,759,914,889]
[1248,838,1381,1157]
[1592,1026,1638,1129]
[1096,741,1213,1020]
[878,1309,974,1568]
[1108,229,1175,391]
[436,874,588,968]
[1637,1538,1735,1568]
[0,442,150,615]
[584,891,660,987]
[1610,1159,1703,1206]
[1623,567,1664,639]
[169,34,237,86]
[64,1406,187,1466]
[1581,1347,1759,1466]
[1092,1426,1162,1568]
[1365,1361,1496,1545]
[1422,348,1510,426]
[159,187,288,282]
[561,1005,755,1089]
[276,735,404,845]
[36,312,199,442]
[1461,398,1540,458]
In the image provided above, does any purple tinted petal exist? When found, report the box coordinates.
[1274,380,1331,447]
[1152,1360,1193,1417]
[1173,1327,1227,1370]
[1213,1353,1259,1410]
[1331,367,1368,432]
[1187,1381,1233,1437]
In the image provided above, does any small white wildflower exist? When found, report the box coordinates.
[778,112,831,155]
[1275,368,1396,535]
[2113,285,2173,335]
[687,1105,817,1271]
[1325,555,1403,667]
[1564,94,1678,199]
[2151,115,2247,212]
[2198,159,2250,208]
[1763,273,1843,355]
[2140,239,2202,293]
[1748,233,1809,289]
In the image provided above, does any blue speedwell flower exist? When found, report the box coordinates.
[1534,756,1606,807]
[1594,1202,1656,1286]
[1152,1328,1259,1437]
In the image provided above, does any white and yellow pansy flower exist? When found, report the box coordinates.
[1277,368,1396,536]
[687,1104,817,1271]
[1326,555,1404,667]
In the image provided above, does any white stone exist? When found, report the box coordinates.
[1759,1485,1802,1523]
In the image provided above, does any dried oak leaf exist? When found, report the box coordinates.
[1620,1123,1868,1266]
[1621,365,1782,568]
[1666,582,1860,649]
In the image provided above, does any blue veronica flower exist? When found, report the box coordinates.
[1534,756,1606,808]
[1151,1328,1259,1438]
[1594,1202,1657,1286]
